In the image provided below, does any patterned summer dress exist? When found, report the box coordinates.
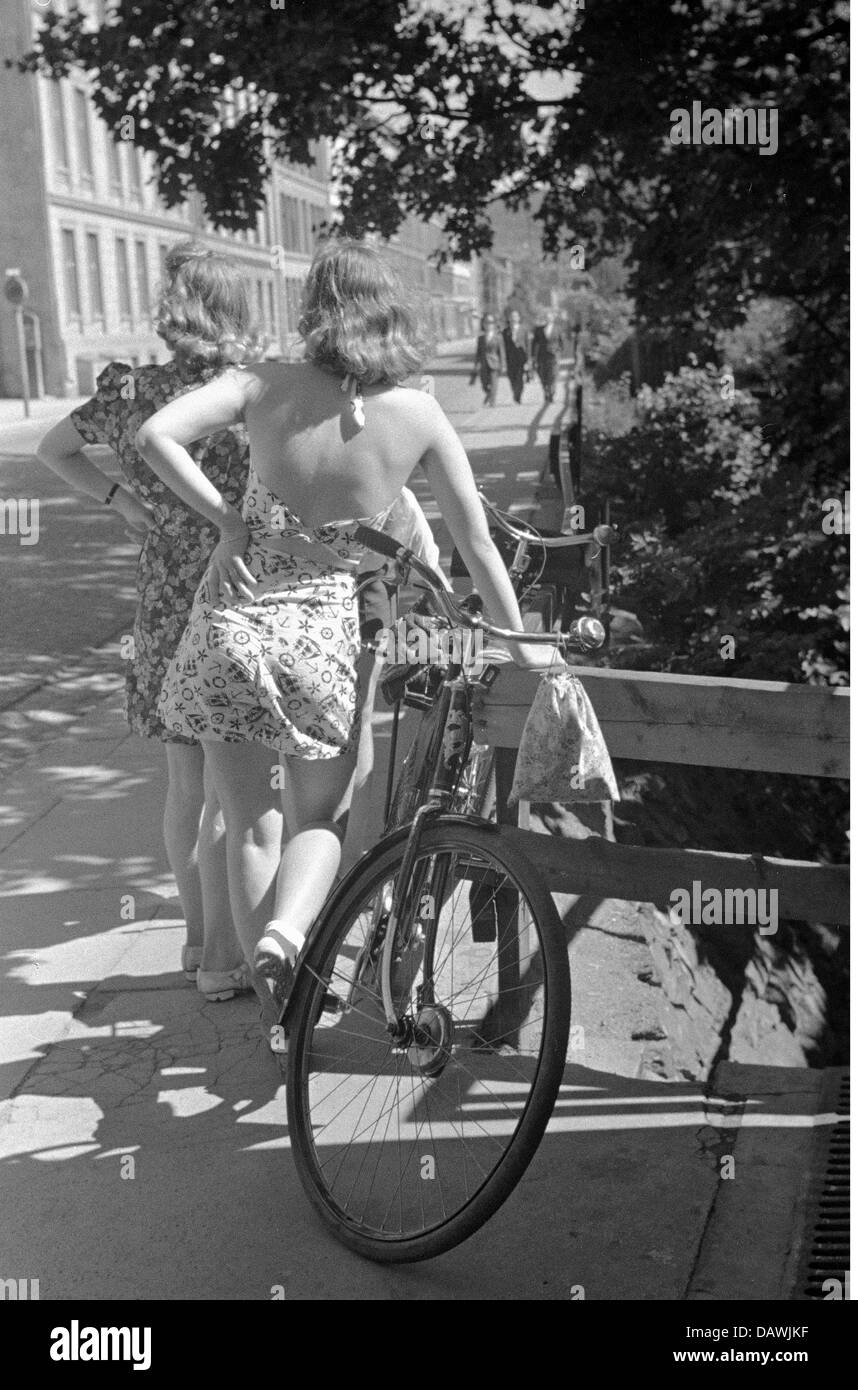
[157,462,395,758]
[70,361,250,742]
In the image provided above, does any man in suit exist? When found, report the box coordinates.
[502,309,530,404]
[470,313,507,406]
[530,311,566,402]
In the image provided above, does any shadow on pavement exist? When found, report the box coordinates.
[0,974,823,1299]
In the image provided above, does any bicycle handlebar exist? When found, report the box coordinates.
[477,491,617,550]
[354,525,466,627]
[354,524,607,653]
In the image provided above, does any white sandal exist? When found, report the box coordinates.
[197,964,253,1002]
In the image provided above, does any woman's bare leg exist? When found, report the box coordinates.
[197,756,243,973]
[256,751,357,976]
[202,740,283,966]
[163,742,206,951]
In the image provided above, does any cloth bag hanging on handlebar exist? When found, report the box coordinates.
[509,662,620,804]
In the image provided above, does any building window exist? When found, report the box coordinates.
[302,203,312,252]
[60,228,82,326]
[255,279,265,330]
[308,204,326,245]
[85,231,105,325]
[267,281,277,337]
[158,243,170,276]
[105,130,124,198]
[134,240,151,322]
[73,88,94,188]
[115,236,132,327]
[47,82,70,182]
[279,194,302,253]
[311,140,327,180]
[283,278,302,332]
[128,145,144,205]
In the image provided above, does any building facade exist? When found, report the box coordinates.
[0,0,335,396]
[383,214,478,342]
[0,0,479,399]
[478,255,515,318]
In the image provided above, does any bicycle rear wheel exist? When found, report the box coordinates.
[286,820,570,1262]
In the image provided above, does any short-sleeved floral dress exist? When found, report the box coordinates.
[70,360,250,743]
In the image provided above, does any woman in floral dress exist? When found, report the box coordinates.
[137,239,555,1004]
[36,242,259,1000]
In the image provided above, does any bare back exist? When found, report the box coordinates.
[242,361,435,528]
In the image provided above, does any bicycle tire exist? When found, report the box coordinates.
[286,818,570,1263]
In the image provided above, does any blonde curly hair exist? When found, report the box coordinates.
[155,241,264,374]
[298,239,426,386]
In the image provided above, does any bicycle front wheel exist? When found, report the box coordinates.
[286,820,570,1262]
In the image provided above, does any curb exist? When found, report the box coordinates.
[685,1064,829,1300]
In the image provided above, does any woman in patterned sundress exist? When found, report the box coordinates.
[35,242,260,1000]
[137,239,555,1003]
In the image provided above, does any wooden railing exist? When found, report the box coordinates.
[482,666,850,926]
[521,357,849,928]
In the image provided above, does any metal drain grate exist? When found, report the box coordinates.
[793,1069,849,1300]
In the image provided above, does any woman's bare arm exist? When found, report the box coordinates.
[135,368,261,599]
[38,417,116,501]
[419,399,556,668]
[135,368,254,533]
[37,417,151,534]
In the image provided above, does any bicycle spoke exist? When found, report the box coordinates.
[289,827,565,1256]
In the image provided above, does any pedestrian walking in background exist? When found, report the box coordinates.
[530,311,566,403]
[470,313,507,406]
[36,242,258,1002]
[502,309,530,404]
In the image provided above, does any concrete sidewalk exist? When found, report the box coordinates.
[0,385,827,1300]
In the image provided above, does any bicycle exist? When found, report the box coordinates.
[384,492,616,828]
[277,525,609,1262]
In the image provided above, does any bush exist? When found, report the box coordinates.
[589,365,848,683]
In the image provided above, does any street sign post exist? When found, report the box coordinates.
[4,270,32,418]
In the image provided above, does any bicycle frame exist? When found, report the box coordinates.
[276,503,609,1038]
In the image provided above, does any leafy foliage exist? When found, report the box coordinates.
[17,3,847,298]
[16,0,847,686]
[591,365,848,684]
